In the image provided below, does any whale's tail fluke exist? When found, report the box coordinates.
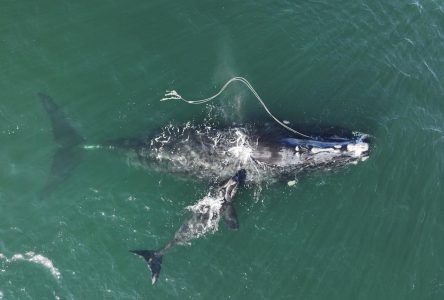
[130,250,163,285]
[38,93,84,195]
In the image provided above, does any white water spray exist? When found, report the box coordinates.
[1,251,61,280]
[185,194,225,239]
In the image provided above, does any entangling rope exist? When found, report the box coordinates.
[160,77,313,139]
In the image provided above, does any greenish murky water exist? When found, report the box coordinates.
[1,1,444,299]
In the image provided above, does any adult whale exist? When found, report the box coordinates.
[104,121,369,185]
[38,92,370,285]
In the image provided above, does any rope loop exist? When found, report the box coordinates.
[160,77,313,139]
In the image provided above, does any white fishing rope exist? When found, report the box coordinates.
[160,77,313,139]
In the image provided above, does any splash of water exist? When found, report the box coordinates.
[1,251,61,280]
[185,194,225,239]
[227,129,254,164]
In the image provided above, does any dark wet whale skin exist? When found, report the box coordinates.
[106,122,370,184]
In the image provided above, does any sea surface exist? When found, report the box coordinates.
[1,1,444,299]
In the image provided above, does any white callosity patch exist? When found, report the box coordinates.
[1,251,61,280]
[287,180,297,186]
[294,135,371,168]
[347,142,369,157]
[310,147,340,154]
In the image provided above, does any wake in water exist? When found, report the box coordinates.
[0,251,61,280]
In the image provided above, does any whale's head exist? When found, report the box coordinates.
[343,134,370,161]
[278,133,370,167]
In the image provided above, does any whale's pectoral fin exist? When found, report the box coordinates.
[222,203,239,230]
[220,169,246,230]
[130,250,163,285]
[38,93,84,195]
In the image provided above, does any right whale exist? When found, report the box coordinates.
[104,121,370,185]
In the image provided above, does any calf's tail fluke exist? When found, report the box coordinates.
[38,93,84,195]
[130,250,163,285]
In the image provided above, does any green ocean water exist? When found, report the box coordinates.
[1,1,444,299]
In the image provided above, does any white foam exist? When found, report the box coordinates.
[186,195,224,238]
[83,144,102,149]
[25,252,61,280]
[227,129,253,164]
[11,254,24,261]
[4,252,61,280]
[0,290,3,299]
[228,144,252,163]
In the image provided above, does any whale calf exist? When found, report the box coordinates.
[38,93,370,285]
[131,169,246,284]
